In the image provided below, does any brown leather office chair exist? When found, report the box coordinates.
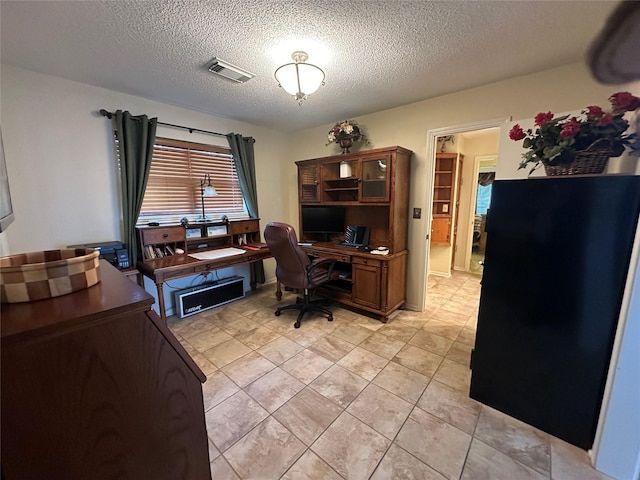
[264,222,338,328]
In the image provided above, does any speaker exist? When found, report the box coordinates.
[175,276,244,318]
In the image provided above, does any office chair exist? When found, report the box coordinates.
[264,222,338,328]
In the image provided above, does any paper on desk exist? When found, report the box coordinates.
[188,247,247,261]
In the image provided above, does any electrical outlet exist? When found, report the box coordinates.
[442,204,449,213]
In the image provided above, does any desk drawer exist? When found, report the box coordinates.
[307,248,350,263]
[352,256,382,268]
[229,219,260,234]
[141,227,185,245]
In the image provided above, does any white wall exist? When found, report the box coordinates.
[0,64,293,313]
[288,62,635,311]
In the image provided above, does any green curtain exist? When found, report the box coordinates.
[113,110,157,267]
[226,133,265,284]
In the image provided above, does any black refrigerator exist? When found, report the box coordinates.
[470,175,640,449]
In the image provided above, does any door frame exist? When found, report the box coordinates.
[419,117,510,312]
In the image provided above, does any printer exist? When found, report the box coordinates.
[67,241,129,269]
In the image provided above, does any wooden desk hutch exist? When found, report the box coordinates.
[295,146,412,321]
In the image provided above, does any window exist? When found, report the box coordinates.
[137,138,247,223]
[475,184,492,215]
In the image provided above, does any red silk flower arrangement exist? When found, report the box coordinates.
[509,92,640,174]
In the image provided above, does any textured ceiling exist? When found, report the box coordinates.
[0,0,617,132]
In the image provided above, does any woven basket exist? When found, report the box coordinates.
[0,248,100,303]
[543,141,611,176]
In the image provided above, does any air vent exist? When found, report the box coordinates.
[207,57,256,83]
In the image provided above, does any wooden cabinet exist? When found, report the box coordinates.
[299,164,321,202]
[295,146,412,321]
[352,257,381,308]
[1,262,211,479]
[138,219,262,261]
[431,153,462,246]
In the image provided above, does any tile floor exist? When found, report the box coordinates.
[168,271,612,480]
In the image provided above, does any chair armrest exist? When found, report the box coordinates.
[307,258,337,287]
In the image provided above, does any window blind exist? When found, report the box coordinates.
[137,137,247,223]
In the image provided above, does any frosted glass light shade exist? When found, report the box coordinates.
[203,185,217,197]
[275,51,325,104]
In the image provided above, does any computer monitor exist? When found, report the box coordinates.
[301,206,345,241]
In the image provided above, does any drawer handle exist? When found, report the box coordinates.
[163,233,169,238]
[363,259,368,264]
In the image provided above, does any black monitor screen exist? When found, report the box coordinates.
[301,206,345,234]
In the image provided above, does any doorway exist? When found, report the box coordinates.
[469,155,496,276]
[420,117,508,312]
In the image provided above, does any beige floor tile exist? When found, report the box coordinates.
[244,307,281,325]
[234,325,281,349]
[209,455,240,480]
[310,364,369,408]
[426,292,452,306]
[187,327,234,352]
[371,443,446,480]
[445,340,472,366]
[245,367,304,413]
[337,346,389,381]
[550,436,614,480]
[262,316,298,335]
[431,308,471,326]
[308,333,355,362]
[285,326,328,347]
[312,412,391,480]
[188,351,218,376]
[432,358,471,392]
[202,370,241,412]
[422,319,464,341]
[208,438,220,462]
[219,317,262,337]
[257,336,304,365]
[395,408,472,480]
[205,390,268,452]
[417,380,481,435]
[377,322,419,343]
[372,361,430,404]
[221,351,275,387]
[347,383,413,439]
[359,332,405,359]
[202,338,252,368]
[457,325,476,346]
[330,324,373,345]
[439,300,477,317]
[281,348,334,385]
[273,387,343,446]
[224,417,306,480]
[392,344,443,377]
[475,406,550,476]
[461,438,548,480]
[281,450,342,480]
[351,314,386,331]
[409,330,454,356]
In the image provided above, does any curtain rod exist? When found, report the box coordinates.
[99,109,228,138]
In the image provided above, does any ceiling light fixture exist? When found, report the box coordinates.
[274,51,325,106]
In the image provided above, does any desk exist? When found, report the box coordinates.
[276,243,407,322]
[137,248,271,323]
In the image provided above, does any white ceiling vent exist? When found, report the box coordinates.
[207,57,256,83]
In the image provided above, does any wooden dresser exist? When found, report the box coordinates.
[1,261,211,479]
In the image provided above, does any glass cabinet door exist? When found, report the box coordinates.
[360,156,390,201]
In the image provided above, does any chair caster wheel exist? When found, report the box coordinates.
[328,315,333,322]
[275,310,281,316]
[294,321,301,329]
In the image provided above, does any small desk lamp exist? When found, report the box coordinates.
[197,173,217,222]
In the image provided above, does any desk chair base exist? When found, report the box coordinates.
[275,289,334,328]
